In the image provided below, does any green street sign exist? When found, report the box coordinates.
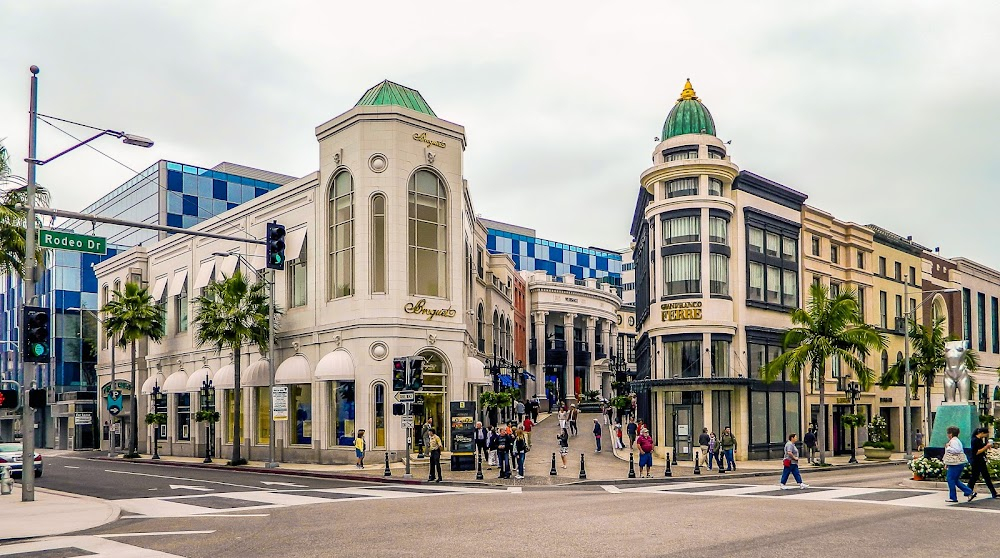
[38,229,107,255]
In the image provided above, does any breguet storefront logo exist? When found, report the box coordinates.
[661,301,703,321]
[404,299,457,320]
[412,132,446,148]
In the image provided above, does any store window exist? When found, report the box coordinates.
[291,384,312,445]
[176,393,191,441]
[663,253,700,295]
[745,220,798,309]
[371,194,387,294]
[711,339,731,377]
[710,254,729,296]
[224,390,235,443]
[373,382,386,449]
[709,216,728,245]
[748,342,783,380]
[289,238,308,308]
[175,285,188,333]
[330,381,356,446]
[255,386,270,444]
[666,177,698,198]
[329,171,355,299]
[708,178,723,195]
[408,170,448,297]
[664,338,702,378]
[663,215,700,244]
[153,392,167,440]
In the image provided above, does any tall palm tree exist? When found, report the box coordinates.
[193,270,277,466]
[1,142,49,277]
[763,284,886,465]
[878,317,979,434]
[102,282,165,458]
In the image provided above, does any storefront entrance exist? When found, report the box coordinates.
[418,351,448,446]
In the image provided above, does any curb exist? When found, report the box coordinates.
[2,487,122,541]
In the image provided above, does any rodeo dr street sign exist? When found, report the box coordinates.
[38,229,107,255]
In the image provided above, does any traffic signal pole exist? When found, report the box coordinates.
[22,65,40,502]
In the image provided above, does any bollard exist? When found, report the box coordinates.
[671,451,678,466]
[476,451,484,480]
[693,451,701,475]
[383,451,392,477]
[628,452,636,479]
[550,452,558,476]
[0,465,11,496]
[579,453,587,480]
[665,452,672,477]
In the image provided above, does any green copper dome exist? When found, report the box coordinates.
[662,79,716,139]
[355,80,437,117]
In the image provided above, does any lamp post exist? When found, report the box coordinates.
[150,383,163,460]
[200,378,216,463]
[20,66,153,502]
[844,380,861,464]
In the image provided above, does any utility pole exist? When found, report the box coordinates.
[903,273,912,460]
[266,268,277,468]
[21,65,40,502]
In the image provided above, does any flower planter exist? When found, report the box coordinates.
[913,474,924,481]
[864,447,892,460]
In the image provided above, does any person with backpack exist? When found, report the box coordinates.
[803,428,817,465]
[720,426,737,471]
[636,428,654,478]
[514,427,529,479]
[593,418,603,453]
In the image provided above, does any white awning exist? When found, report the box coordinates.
[193,260,215,290]
[140,372,166,395]
[217,254,239,279]
[243,359,270,387]
[214,364,235,389]
[248,245,265,273]
[167,269,188,297]
[286,229,307,261]
[161,371,189,394]
[186,366,214,392]
[151,276,169,302]
[315,350,354,381]
[466,357,490,385]
[275,354,311,385]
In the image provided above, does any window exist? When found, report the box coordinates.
[255,386,270,444]
[782,269,797,307]
[765,266,780,304]
[879,291,888,329]
[224,391,235,443]
[765,232,780,258]
[881,350,889,375]
[330,381,356,446]
[329,171,354,298]
[894,261,902,281]
[895,295,903,329]
[153,393,167,440]
[477,247,484,279]
[408,170,448,297]
[708,148,725,160]
[811,236,820,256]
[708,178,723,196]
[746,222,798,309]
[289,238,307,308]
[749,262,764,301]
[663,215,700,244]
[101,285,109,349]
[709,216,728,245]
[664,339,702,378]
[291,384,312,445]
[175,286,188,333]
[711,339,730,377]
[857,287,866,322]
[748,227,764,254]
[830,282,841,297]
[878,257,887,276]
[782,237,797,263]
[666,177,698,198]
[665,149,697,162]
[477,304,485,351]
[663,253,700,295]
[909,266,916,286]
[993,297,999,354]
[748,342,784,380]
[856,250,865,269]
[978,292,987,352]
[830,245,839,264]
[812,275,822,288]
[710,254,729,296]
[963,288,972,343]
[176,393,190,441]
[371,194,387,294]
[373,382,386,448]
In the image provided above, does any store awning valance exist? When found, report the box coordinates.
[285,229,307,261]
[315,350,354,381]
[217,254,239,279]
[168,270,188,297]
[161,371,189,394]
[213,364,235,389]
[193,260,216,290]
[186,366,214,392]
[140,372,166,395]
[466,357,490,385]
[243,359,270,387]
[151,276,169,302]
[275,354,311,385]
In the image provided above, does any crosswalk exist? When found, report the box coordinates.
[117,484,509,518]
[622,482,1000,514]
[0,536,190,557]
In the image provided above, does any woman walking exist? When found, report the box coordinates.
[968,427,997,499]
[593,418,603,453]
[558,407,568,431]
[557,427,570,469]
[943,426,976,503]
[514,427,528,479]
[779,433,809,489]
[707,432,717,470]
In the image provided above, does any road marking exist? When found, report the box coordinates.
[0,536,187,557]
[188,513,271,517]
[507,487,523,494]
[601,485,622,493]
[105,469,266,489]
[170,484,214,491]
[63,465,80,469]
[261,480,308,487]
[96,530,216,538]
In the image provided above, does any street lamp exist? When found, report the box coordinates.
[19,65,153,503]
[844,380,861,464]
[609,352,628,397]
[199,378,216,463]
[150,383,164,460]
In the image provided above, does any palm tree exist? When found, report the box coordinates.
[878,317,979,434]
[193,270,277,466]
[0,142,49,277]
[763,284,887,465]
[102,282,165,458]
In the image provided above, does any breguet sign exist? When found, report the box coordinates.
[404,299,457,320]
[661,301,703,321]
[412,132,446,148]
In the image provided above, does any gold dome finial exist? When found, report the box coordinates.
[678,78,698,102]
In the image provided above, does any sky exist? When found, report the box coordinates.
[2,1,999,266]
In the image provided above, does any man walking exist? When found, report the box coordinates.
[914,429,925,452]
[698,427,710,468]
[515,399,526,423]
[627,419,638,450]
[523,415,534,448]
[472,421,490,462]
[593,419,603,453]
[491,426,513,479]
[720,427,737,471]
[569,405,579,436]
[427,428,444,483]
[530,398,540,422]
[803,428,817,465]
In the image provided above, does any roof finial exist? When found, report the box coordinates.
[678,78,698,102]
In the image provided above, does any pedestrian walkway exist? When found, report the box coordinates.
[0,486,120,540]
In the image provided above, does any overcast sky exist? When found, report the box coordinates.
[2,1,999,267]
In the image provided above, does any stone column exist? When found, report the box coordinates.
[564,313,577,403]
[585,316,597,394]
[533,311,548,400]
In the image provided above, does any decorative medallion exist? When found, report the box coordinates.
[368,153,387,173]
[369,341,389,361]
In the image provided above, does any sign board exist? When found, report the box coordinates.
[75,412,92,425]
[272,386,289,421]
[395,391,415,403]
[449,401,476,454]
[103,380,132,417]
[401,415,414,428]
[111,422,120,433]
[38,229,107,255]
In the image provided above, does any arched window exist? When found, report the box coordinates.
[101,284,109,349]
[372,382,386,449]
[493,310,500,356]
[881,350,889,376]
[329,171,354,298]
[407,170,447,297]
[477,304,485,352]
[370,193,387,294]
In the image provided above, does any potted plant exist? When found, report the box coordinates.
[862,415,894,459]
[908,456,945,480]
[578,389,603,412]
[145,412,167,460]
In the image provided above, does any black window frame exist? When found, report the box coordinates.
[744,209,800,312]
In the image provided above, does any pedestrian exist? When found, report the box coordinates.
[636,419,646,443]
[472,421,490,462]
[422,417,433,455]
[720,426,737,471]
[569,405,579,436]
[914,429,925,452]
[779,433,809,489]
[615,423,625,450]
[523,415,534,448]
[943,426,975,503]
[558,407,568,431]
[514,427,529,479]
[698,427,710,468]
[593,418,603,453]
[713,433,725,472]
[487,426,500,469]
[627,419,638,450]
[427,427,444,483]
[606,403,615,426]
[707,432,717,470]
[530,398,540,422]
[636,427,654,478]
[355,429,366,469]
[803,428,817,465]
[515,399,526,423]
[492,426,512,479]
[968,427,997,499]
[601,403,609,425]
[557,427,570,469]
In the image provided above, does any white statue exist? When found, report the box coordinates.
[942,340,971,403]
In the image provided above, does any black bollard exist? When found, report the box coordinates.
[693,451,701,475]
[383,451,392,477]
[628,452,636,479]
[665,452,672,477]
[671,451,678,466]
[476,451,484,480]
[550,452,558,476]
[417,439,425,459]
[579,453,587,480]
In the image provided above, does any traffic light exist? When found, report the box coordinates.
[392,358,407,391]
[407,357,424,391]
[392,403,406,416]
[0,389,18,409]
[28,389,46,409]
[265,222,286,270]
[23,306,50,363]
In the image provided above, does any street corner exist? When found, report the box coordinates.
[0,486,120,540]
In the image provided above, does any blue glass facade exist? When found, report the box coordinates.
[163,161,282,229]
[486,227,623,285]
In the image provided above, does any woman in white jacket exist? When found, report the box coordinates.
[943,426,976,503]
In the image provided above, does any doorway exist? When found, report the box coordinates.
[674,406,693,460]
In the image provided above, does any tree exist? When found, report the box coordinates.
[102,282,165,458]
[193,270,277,466]
[0,142,49,277]
[878,317,980,433]
[763,284,886,465]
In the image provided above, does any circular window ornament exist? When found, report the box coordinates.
[369,341,389,361]
[369,153,387,173]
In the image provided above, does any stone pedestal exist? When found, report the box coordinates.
[928,403,980,450]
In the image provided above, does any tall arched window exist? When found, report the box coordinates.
[370,193,387,294]
[493,310,500,356]
[881,350,889,376]
[408,169,447,297]
[477,304,485,352]
[372,382,386,449]
[329,171,354,299]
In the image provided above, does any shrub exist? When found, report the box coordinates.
[862,440,896,450]
[867,415,889,444]
[908,456,945,479]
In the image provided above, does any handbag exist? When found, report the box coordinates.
[943,451,968,466]
[782,458,792,467]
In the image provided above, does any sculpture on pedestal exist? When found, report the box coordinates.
[942,340,972,403]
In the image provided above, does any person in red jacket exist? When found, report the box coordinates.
[522,416,534,448]
[636,428,654,478]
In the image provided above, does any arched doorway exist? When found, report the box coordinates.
[932,294,950,334]
[417,350,449,448]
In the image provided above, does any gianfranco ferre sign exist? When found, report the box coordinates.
[661,301,703,321]
[404,299,457,320]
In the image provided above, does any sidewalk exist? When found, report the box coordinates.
[0,486,120,540]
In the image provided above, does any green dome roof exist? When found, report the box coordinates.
[662,79,716,139]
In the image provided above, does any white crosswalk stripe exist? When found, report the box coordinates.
[0,535,189,557]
